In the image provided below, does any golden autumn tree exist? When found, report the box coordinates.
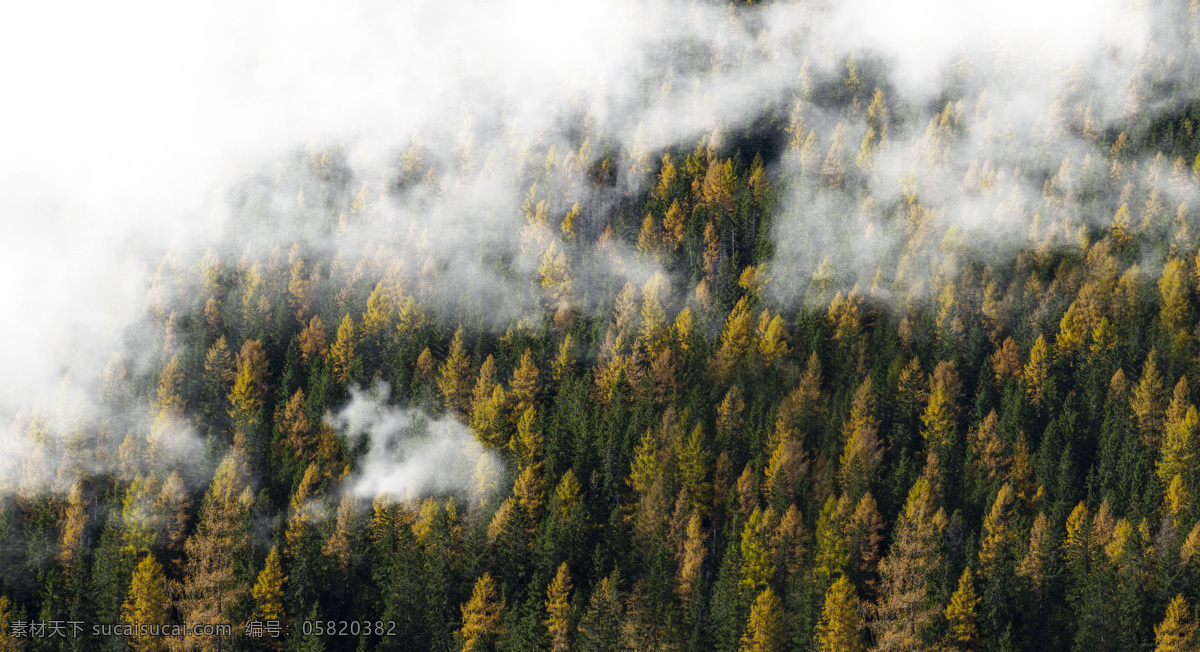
[123,555,171,652]
[757,312,790,367]
[1154,594,1199,652]
[298,315,328,364]
[712,298,755,382]
[253,545,286,619]
[460,573,505,652]
[277,389,314,461]
[1159,257,1192,351]
[546,563,572,652]
[0,595,19,652]
[228,339,268,429]
[637,213,662,256]
[815,575,865,652]
[1133,351,1167,447]
[285,463,321,555]
[176,446,254,649]
[438,328,473,415]
[676,513,706,604]
[662,200,686,251]
[741,587,785,652]
[840,377,883,491]
[978,484,1017,574]
[1158,406,1198,484]
[58,480,88,568]
[944,568,981,650]
[871,456,946,650]
[329,314,357,385]
[253,546,287,649]
[510,348,540,422]
[1023,335,1050,406]
[920,383,956,453]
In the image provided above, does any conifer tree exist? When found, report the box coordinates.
[329,314,356,385]
[460,573,505,652]
[1154,594,1198,652]
[1024,336,1050,406]
[740,587,784,652]
[122,555,170,652]
[944,568,981,650]
[546,563,572,652]
[816,575,864,652]
[438,328,473,414]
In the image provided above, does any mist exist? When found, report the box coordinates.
[1,0,1190,494]
[329,382,502,501]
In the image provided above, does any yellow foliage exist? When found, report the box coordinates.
[740,588,785,652]
[546,563,572,652]
[329,314,356,385]
[815,575,864,652]
[122,555,170,652]
[944,567,980,648]
[460,573,505,652]
[1023,336,1050,406]
[1154,594,1199,652]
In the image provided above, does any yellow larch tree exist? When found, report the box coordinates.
[1132,351,1167,447]
[510,349,540,422]
[815,575,864,652]
[329,314,357,385]
[1023,335,1050,406]
[460,573,505,652]
[978,484,1017,574]
[740,587,785,652]
[253,546,287,646]
[944,567,981,649]
[1154,594,1199,652]
[438,328,473,415]
[676,513,706,604]
[1158,406,1198,484]
[122,555,171,652]
[229,339,268,428]
[546,563,572,652]
[662,200,686,251]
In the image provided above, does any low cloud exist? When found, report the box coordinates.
[329,382,503,503]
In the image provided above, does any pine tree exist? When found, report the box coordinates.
[577,571,623,652]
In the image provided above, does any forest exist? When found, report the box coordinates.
[5,0,1200,650]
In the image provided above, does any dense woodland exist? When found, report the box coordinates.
[7,1,1200,650]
